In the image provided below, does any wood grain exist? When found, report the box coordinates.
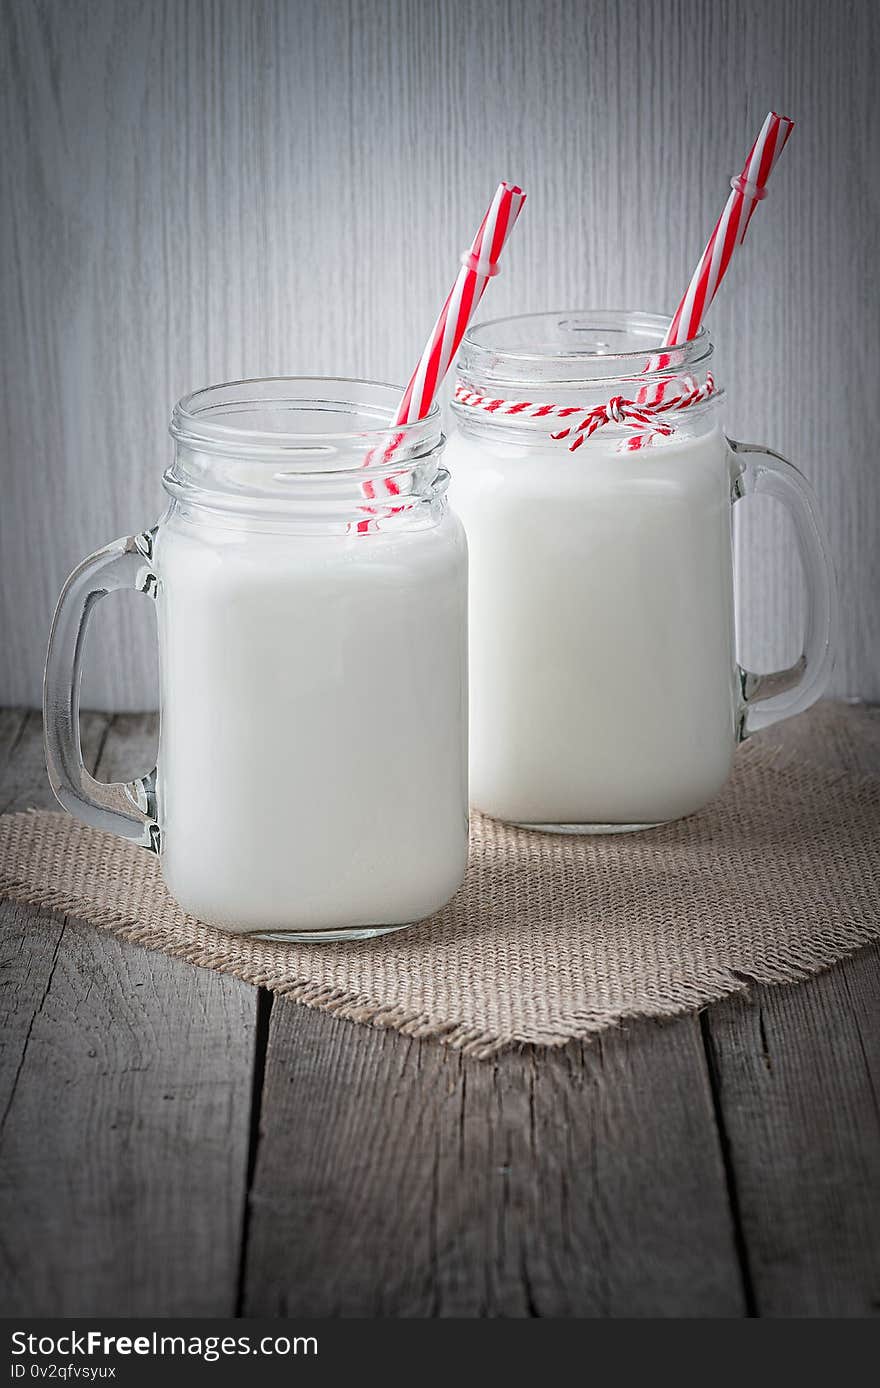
[0,709,110,815]
[702,703,880,1317]
[704,949,880,1317]
[242,1002,744,1317]
[1,704,878,1315]
[0,712,256,1316]
[1,0,878,709]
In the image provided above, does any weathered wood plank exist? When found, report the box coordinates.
[704,948,880,1317]
[0,712,111,1120]
[701,703,880,1318]
[243,1002,744,1317]
[0,709,111,814]
[0,713,256,1316]
[0,896,66,1129]
[0,710,28,775]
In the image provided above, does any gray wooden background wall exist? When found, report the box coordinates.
[2,0,878,710]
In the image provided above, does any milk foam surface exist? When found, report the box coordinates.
[448,425,738,825]
[155,510,468,932]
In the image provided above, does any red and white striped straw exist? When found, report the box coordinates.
[394,181,527,426]
[663,110,794,348]
[353,183,525,529]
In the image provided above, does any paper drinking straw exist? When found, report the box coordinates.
[356,182,526,526]
[393,181,527,426]
[629,111,794,429]
[663,111,794,348]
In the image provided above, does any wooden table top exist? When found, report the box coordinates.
[1,702,878,1318]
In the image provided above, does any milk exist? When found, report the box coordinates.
[448,425,738,827]
[154,509,468,933]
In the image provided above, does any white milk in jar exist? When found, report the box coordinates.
[45,379,468,939]
[447,311,835,830]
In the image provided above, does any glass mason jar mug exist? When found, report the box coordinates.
[44,379,469,940]
[448,311,836,831]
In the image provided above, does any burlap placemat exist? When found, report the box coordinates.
[1,731,878,1057]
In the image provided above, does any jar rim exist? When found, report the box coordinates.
[458,310,712,388]
[170,375,440,463]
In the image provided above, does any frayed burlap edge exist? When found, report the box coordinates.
[3,733,880,1058]
[0,847,531,1056]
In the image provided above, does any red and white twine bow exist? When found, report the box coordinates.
[453,372,716,452]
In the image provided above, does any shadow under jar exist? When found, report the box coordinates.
[448,311,836,832]
[45,379,469,940]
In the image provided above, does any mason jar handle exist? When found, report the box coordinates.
[730,440,837,738]
[43,529,161,852]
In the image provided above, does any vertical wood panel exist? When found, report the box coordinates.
[2,0,878,708]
